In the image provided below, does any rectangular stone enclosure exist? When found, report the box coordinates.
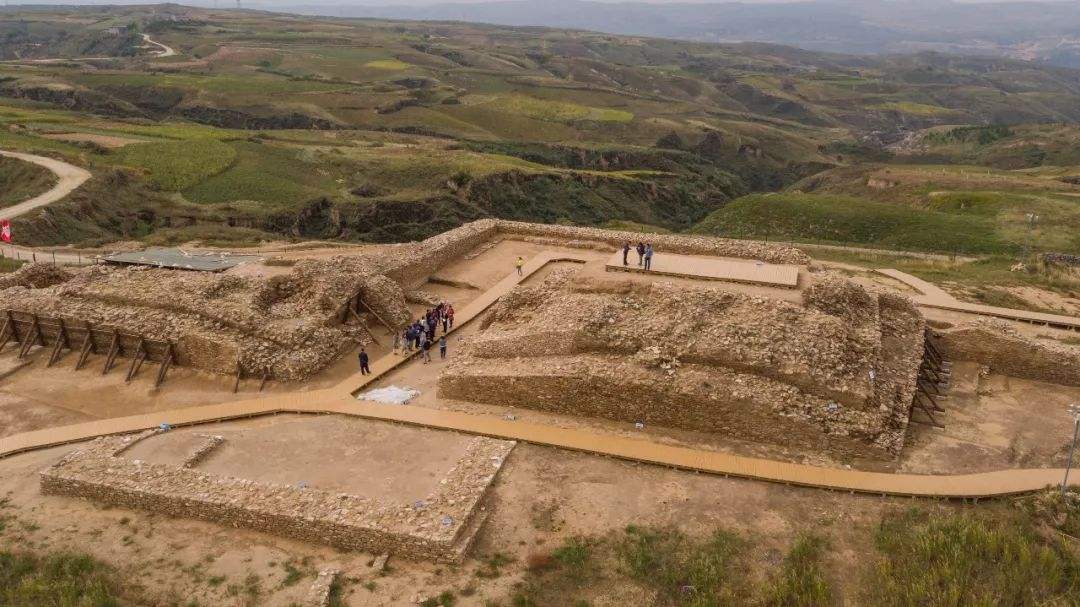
[41,426,515,562]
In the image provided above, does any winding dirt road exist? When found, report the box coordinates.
[0,150,91,263]
[141,33,177,58]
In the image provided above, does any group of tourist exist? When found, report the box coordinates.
[398,302,453,363]
[360,302,456,373]
[622,242,655,270]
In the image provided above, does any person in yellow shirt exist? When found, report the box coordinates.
[515,256,525,276]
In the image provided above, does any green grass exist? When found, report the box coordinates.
[694,193,1015,255]
[866,508,1080,606]
[181,141,332,206]
[0,550,123,606]
[111,138,236,191]
[478,95,633,123]
[0,258,26,273]
[364,59,410,70]
[621,525,748,604]
[874,101,960,117]
[0,155,56,207]
[764,534,832,607]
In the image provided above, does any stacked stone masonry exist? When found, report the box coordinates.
[937,320,1080,387]
[440,271,925,458]
[41,430,516,562]
[0,221,806,380]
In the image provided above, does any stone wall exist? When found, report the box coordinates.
[937,320,1080,387]
[41,431,515,563]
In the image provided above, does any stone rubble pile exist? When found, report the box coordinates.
[440,269,925,458]
[41,431,516,562]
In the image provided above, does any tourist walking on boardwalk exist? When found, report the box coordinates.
[442,308,450,333]
[636,242,645,266]
[446,304,455,330]
[392,331,401,354]
[358,348,371,375]
[515,256,525,276]
[644,243,654,271]
[419,331,430,363]
[622,242,630,266]
[439,335,447,359]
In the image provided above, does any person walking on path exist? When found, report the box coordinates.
[446,304,455,330]
[515,256,525,276]
[439,335,448,360]
[358,348,371,375]
[442,310,450,333]
[622,242,630,266]
[419,331,430,364]
[636,242,645,266]
[644,243,654,271]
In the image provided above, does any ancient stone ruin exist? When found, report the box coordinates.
[41,429,515,562]
[0,220,807,381]
[439,270,926,458]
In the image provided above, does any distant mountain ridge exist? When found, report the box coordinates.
[280,0,1080,67]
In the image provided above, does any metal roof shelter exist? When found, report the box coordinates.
[102,248,263,272]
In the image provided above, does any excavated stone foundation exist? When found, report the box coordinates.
[0,221,806,381]
[41,429,515,563]
[439,270,926,458]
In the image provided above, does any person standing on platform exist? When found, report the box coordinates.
[644,243,654,271]
[358,348,371,375]
[439,335,448,360]
[636,242,645,266]
[515,256,525,276]
[446,304,455,329]
[622,242,630,266]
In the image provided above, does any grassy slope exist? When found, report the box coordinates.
[0,154,56,208]
[693,192,1014,255]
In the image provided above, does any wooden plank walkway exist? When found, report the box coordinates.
[0,252,1072,499]
[877,268,1080,330]
[606,250,801,288]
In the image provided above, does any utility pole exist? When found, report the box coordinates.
[1064,404,1080,500]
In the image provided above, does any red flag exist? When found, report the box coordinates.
[0,220,10,244]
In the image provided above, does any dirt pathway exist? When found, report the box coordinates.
[141,33,177,58]
[0,150,92,263]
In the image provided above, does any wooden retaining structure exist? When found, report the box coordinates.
[0,310,175,387]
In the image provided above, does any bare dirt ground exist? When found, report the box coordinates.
[0,426,909,605]
[124,415,476,502]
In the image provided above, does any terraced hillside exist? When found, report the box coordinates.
[2,5,1080,250]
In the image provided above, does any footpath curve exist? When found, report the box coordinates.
[0,150,92,264]
[0,252,1073,499]
[877,268,1080,330]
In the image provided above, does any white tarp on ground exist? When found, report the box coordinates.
[356,385,420,405]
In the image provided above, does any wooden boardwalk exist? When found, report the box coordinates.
[0,252,1073,499]
[606,251,801,288]
[877,268,1080,330]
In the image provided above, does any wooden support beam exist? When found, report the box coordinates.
[47,319,69,367]
[18,314,43,359]
[75,333,93,370]
[233,363,242,393]
[102,331,120,375]
[0,314,12,353]
[154,345,173,389]
[125,338,145,382]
